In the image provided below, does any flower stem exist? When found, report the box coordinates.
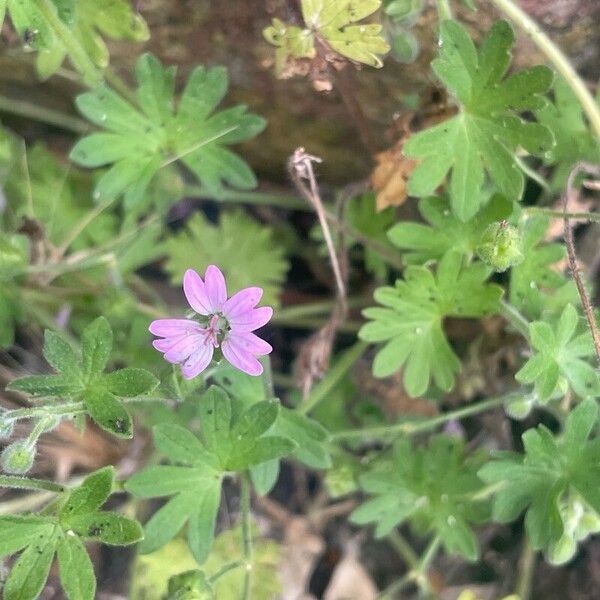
[185,185,307,211]
[388,530,419,569]
[32,0,101,87]
[240,473,253,600]
[0,94,88,133]
[500,300,530,340]
[297,341,369,415]
[209,559,246,584]
[332,392,518,440]
[515,539,536,600]
[490,0,600,138]
[0,475,66,494]
[5,402,85,421]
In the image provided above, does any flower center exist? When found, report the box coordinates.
[202,313,230,347]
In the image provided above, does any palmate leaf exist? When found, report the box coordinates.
[536,76,600,191]
[388,194,514,265]
[35,0,149,80]
[263,0,389,74]
[70,54,265,207]
[7,317,159,438]
[0,467,142,600]
[351,436,489,561]
[404,20,554,220]
[509,215,572,319]
[164,210,289,307]
[516,304,600,401]
[125,387,296,564]
[360,251,502,397]
[480,399,600,557]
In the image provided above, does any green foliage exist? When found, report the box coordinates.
[0,467,142,600]
[70,54,265,206]
[516,304,600,401]
[480,399,600,561]
[384,0,422,63]
[125,386,296,563]
[263,0,390,74]
[360,251,502,396]
[352,436,489,560]
[164,210,289,307]
[7,318,159,438]
[130,532,281,600]
[37,0,149,79]
[509,216,570,319]
[535,76,600,191]
[4,144,117,248]
[388,194,514,265]
[404,20,554,220]
[167,570,214,600]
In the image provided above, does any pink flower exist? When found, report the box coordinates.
[149,266,273,378]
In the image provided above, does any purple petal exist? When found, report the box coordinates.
[204,265,227,312]
[222,287,263,320]
[183,270,212,315]
[152,338,183,353]
[163,335,205,364]
[149,319,201,337]
[228,306,273,333]
[181,344,214,379]
[221,336,266,376]
[226,331,272,355]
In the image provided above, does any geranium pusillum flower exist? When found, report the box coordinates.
[149,266,273,378]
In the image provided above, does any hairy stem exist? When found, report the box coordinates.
[500,300,531,340]
[436,0,453,22]
[525,207,600,222]
[6,402,85,421]
[515,539,536,600]
[332,392,518,440]
[240,473,253,600]
[490,0,600,138]
[0,475,66,493]
[209,559,246,584]
[33,0,101,87]
[388,530,419,569]
[0,94,88,133]
[185,185,307,211]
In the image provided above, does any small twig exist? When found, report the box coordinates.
[563,162,600,365]
[289,149,350,397]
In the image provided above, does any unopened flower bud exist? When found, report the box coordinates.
[1,440,36,474]
[476,221,523,272]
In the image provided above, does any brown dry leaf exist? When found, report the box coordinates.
[371,140,418,212]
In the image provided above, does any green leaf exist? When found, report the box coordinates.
[6,374,78,397]
[509,216,570,318]
[103,367,159,397]
[360,251,502,396]
[43,329,81,380]
[388,194,514,264]
[404,20,553,220]
[83,387,132,438]
[152,423,220,470]
[81,316,113,381]
[68,511,143,545]
[4,524,58,600]
[516,304,600,401]
[71,54,264,204]
[198,386,233,466]
[480,399,600,554]
[0,516,54,558]
[60,466,114,520]
[164,209,289,307]
[34,0,149,80]
[535,76,600,191]
[263,0,389,73]
[57,534,96,600]
[352,436,488,560]
[187,482,222,564]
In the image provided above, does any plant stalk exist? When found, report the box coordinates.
[240,473,253,600]
[0,475,66,493]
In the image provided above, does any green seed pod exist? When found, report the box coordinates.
[1,440,36,474]
[476,221,524,272]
